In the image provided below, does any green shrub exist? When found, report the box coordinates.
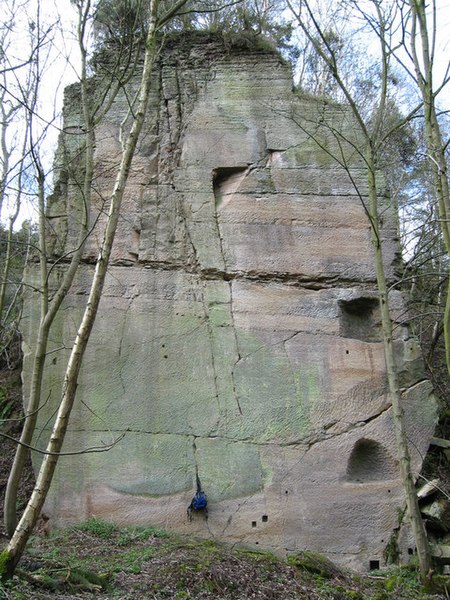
[74,517,117,539]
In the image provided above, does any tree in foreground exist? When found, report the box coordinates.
[0,0,193,579]
[286,0,432,579]
[0,1,41,370]
[404,0,450,375]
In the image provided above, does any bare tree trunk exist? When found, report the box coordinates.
[1,18,71,534]
[408,0,450,375]
[0,208,20,331]
[367,148,432,578]
[3,37,93,537]
[0,0,161,579]
[0,44,29,349]
[3,0,141,534]
[286,0,432,580]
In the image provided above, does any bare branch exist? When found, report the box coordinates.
[0,430,126,456]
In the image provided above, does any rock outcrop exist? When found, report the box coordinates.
[21,34,437,572]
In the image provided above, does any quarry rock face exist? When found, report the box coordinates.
[21,36,437,572]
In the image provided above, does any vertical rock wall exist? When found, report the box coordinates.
[21,35,436,572]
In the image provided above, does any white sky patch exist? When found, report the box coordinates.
[432,0,450,104]
[1,0,80,228]
[286,0,450,106]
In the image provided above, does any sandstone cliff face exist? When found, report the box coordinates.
[21,35,436,572]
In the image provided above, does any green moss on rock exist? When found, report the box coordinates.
[287,550,344,579]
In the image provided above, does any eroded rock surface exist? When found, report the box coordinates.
[21,35,436,572]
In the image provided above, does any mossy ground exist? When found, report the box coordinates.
[0,519,448,599]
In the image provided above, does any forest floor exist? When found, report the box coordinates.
[0,518,449,600]
[0,365,449,599]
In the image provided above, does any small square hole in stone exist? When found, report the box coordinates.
[251,521,257,528]
[369,560,380,571]
[262,515,268,523]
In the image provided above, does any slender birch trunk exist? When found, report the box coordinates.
[367,147,432,578]
[3,7,94,535]
[0,0,160,579]
[408,0,450,374]
[3,0,145,533]
[286,0,432,580]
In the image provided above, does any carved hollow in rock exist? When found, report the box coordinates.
[338,297,381,342]
[213,166,248,210]
[346,438,398,483]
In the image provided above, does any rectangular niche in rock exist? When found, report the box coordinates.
[338,297,381,342]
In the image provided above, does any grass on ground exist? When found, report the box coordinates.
[0,518,448,599]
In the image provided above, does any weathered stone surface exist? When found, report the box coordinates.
[22,35,436,572]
